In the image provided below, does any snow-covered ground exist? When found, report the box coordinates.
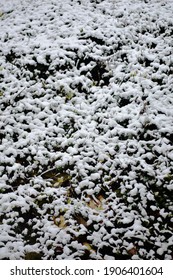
[0,0,173,260]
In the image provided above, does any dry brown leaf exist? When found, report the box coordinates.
[75,214,88,227]
[53,215,67,228]
[128,247,137,256]
[83,242,95,253]
[87,195,104,210]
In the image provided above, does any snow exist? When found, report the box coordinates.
[0,0,173,260]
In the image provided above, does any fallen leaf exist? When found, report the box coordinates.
[53,215,67,228]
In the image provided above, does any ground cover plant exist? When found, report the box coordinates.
[0,0,173,260]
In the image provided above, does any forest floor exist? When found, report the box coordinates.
[0,0,173,260]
